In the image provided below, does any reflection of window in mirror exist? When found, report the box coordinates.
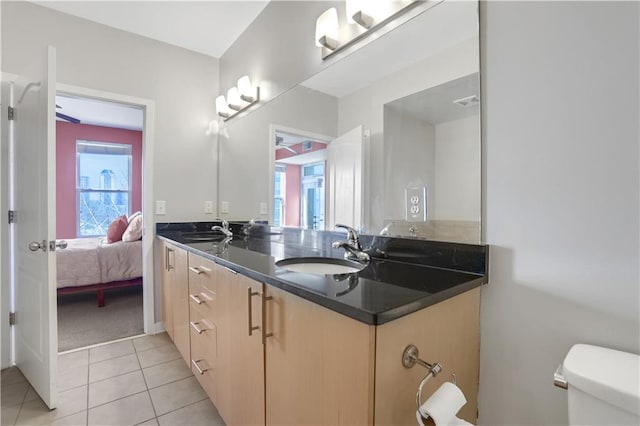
[301,163,325,230]
[273,164,286,227]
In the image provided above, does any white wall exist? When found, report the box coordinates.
[1,1,220,329]
[479,2,639,425]
[383,107,435,222]
[1,1,219,222]
[434,115,480,221]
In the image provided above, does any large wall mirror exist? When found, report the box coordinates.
[218,0,481,244]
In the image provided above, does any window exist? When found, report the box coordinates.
[301,162,325,230]
[77,141,132,237]
[274,164,286,227]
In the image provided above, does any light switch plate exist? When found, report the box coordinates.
[405,187,427,222]
[259,202,268,215]
[220,201,229,214]
[204,201,213,214]
[156,200,166,215]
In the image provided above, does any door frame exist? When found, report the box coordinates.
[56,83,157,335]
[268,124,333,228]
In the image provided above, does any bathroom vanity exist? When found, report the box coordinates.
[156,223,487,425]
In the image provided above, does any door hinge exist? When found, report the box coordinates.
[9,312,15,326]
[8,210,15,224]
[8,106,15,121]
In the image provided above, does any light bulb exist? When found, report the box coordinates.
[237,75,256,102]
[216,95,230,118]
[315,8,339,49]
[227,87,242,111]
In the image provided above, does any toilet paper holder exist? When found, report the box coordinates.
[402,344,444,413]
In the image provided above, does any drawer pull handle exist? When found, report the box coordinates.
[199,265,212,273]
[189,266,202,275]
[222,265,237,275]
[192,359,208,375]
[261,291,274,345]
[247,287,260,336]
[190,294,204,305]
[190,321,205,334]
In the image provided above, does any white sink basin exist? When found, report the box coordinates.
[275,257,366,275]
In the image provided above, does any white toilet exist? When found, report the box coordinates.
[557,344,640,425]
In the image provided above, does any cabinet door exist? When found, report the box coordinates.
[160,242,174,339]
[264,284,376,426]
[216,266,265,426]
[171,245,190,365]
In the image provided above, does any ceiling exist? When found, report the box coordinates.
[40,1,271,129]
[33,1,270,58]
[56,95,144,131]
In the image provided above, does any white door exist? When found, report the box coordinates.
[327,125,364,230]
[11,46,58,408]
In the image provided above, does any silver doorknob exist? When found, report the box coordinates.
[49,240,68,251]
[28,240,47,252]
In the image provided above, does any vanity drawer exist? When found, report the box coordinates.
[188,253,218,294]
[190,317,218,404]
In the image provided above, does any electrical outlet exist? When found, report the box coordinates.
[259,202,268,215]
[156,200,166,215]
[405,187,427,222]
[204,201,213,214]
[221,201,229,214]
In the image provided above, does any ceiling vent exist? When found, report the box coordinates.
[453,95,480,108]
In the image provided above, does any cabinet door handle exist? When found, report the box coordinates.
[261,291,273,345]
[189,266,202,275]
[166,248,174,271]
[192,359,208,375]
[190,321,205,334]
[247,287,260,336]
[190,294,204,305]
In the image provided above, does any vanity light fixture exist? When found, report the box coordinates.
[315,8,339,50]
[316,0,421,61]
[216,75,260,121]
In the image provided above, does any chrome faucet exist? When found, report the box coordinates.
[332,224,370,262]
[211,219,233,238]
[241,217,261,236]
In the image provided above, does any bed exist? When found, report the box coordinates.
[56,237,143,307]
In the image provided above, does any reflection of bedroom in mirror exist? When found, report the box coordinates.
[273,128,330,230]
[55,94,145,352]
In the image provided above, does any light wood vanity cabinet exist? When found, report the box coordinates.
[158,240,480,426]
[264,284,376,426]
[159,241,190,365]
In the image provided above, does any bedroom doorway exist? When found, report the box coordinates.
[54,87,154,352]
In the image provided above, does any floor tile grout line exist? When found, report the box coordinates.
[86,350,90,426]
[134,346,159,420]
[153,395,211,421]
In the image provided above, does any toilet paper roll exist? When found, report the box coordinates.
[418,382,467,426]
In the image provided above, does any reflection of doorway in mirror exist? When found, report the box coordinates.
[272,127,331,228]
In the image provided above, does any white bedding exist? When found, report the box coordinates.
[56,237,142,288]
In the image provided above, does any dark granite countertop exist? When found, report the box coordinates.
[156,225,487,325]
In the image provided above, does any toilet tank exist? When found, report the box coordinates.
[561,344,640,426]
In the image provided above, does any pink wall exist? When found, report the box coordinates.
[56,122,143,238]
[284,165,301,227]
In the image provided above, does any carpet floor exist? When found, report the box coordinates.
[57,286,144,352]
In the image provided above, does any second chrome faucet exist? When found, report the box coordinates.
[332,224,370,262]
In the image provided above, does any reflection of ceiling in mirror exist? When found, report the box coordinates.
[385,73,479,124]
[300,0,478,98]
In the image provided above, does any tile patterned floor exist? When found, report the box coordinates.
[0,333,226,426]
